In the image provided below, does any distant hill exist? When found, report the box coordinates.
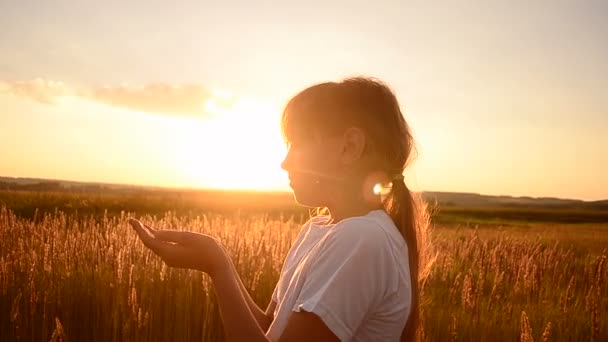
[0,176,155,190]
[1,176,607,212]
[421,191,608,211]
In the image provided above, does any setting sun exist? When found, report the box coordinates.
[0,90,289,192]
[175,97,288,191]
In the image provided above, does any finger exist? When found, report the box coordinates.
[128,218,140,227]
[130,221,168,253]
[131,222,156,246]
[143,224,158,233]
[129,219,155,239]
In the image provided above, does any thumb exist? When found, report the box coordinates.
[128,218,155,239]
[143,224,158,233]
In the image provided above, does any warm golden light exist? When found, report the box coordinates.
[175,96,288,191]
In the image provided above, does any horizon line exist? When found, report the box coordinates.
[0,174,605,203]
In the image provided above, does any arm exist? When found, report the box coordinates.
[211,248,270,342]
[230,251,276,332]
[278,311,340,342]
[130,220,332,341]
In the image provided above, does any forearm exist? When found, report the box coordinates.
[211,250,270,342]
[232,255,273,331]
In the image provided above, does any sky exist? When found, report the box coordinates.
[1,0,607,200]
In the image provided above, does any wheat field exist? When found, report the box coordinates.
[0,206,606,341]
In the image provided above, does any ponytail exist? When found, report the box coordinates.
[384,176,433,342]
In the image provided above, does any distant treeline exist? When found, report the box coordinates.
[0,188,307,220]
[0,181,67,191]
[1,187,608,224]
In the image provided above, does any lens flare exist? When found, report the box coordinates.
[373,182,393,196]
[373,183,383,195]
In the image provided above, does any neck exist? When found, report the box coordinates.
[325,184,384,224]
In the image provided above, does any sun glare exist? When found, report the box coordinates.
[175,96,288,191]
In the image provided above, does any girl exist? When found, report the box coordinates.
[130,77,431,341]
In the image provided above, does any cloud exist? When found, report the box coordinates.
[88,83,218,117]
[0,79,71,104]
[1,79,235,118]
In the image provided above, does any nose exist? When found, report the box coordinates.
[281,152,290,171]
[281,146,295,172]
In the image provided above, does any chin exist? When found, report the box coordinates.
[290,187,325,208]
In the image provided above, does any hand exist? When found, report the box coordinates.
[128,218,226,276]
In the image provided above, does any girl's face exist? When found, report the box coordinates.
[280,133,343,207]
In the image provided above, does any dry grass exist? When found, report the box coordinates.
[1,206,606,341]
[423,223,607,340]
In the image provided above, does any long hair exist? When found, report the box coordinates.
[281,76,434,341]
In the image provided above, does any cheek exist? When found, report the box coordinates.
[285,140,341,176]
[287,148,321,171]
[309,142,340,170]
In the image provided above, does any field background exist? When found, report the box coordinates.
[0,178,606,341]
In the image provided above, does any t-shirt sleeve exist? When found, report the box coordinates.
[292,220,395,341]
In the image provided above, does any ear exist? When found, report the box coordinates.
[340,127,366,165]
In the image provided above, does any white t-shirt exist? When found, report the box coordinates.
[266,209,412,341]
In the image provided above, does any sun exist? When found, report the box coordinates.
[173,96,288,191]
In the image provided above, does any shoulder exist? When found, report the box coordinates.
[322,215,392,252]
[318,211,408,268]
[297,215,326,235]
[309,214,332,226]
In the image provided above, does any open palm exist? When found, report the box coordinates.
[128,218,226,275]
